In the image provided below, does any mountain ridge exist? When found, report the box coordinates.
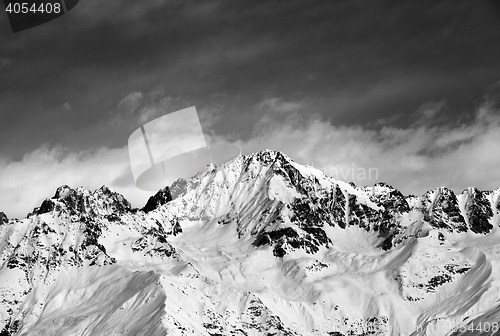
[1,149,500,336]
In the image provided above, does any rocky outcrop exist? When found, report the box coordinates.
[0,212,7,225]
[142,187,172,213]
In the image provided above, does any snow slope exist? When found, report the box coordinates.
[1,150,499,336]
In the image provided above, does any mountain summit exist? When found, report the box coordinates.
[1,150,499,335]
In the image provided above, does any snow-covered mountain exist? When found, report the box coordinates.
[1,150,500,336]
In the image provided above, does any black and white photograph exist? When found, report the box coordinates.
[1,1,500,335]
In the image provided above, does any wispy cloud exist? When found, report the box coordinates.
[0,89,227,218]
[108,91,192,131]
[412,99,447,126]
[0,144,152,219]
[256,97,305,113]
[137,96,179,124]
[198,105,223,131]
[1,93,499,219]
[117,91,143,114]
[234,94,500,195]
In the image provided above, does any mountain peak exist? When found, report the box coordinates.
[30,185,131,217]
[53,184,73,199]
[247,148,291,164]
[2,150,500,335]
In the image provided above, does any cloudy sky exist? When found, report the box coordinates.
[1,0,500,218]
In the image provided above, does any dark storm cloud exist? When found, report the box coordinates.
[1,0,500,217]
[1,0,499,159]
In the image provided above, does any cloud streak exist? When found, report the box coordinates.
[234,94,500,196]
[257,97,304,113]
[0,144,152,219]
[1,93,499,219]
[0,91,228,218]
[117,91,143,114]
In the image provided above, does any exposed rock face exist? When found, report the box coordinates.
[1,150,499,336]
[142,187,172,213]
[418,187,468,233]
[32,185,132,217]
[463,187,494,234]
[0,212,7,225]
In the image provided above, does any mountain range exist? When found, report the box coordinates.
[1,149,499,336]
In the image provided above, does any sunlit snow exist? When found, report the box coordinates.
[1,150,499,336]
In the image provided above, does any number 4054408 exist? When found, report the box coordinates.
[5,2,61,14]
